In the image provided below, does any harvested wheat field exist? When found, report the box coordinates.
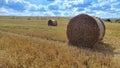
[0,16,120,68]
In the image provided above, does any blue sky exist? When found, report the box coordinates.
[0,0,120,18]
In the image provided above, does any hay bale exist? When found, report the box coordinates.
[93,17,106,40]
[67,14,105,48]
[48,19,57,26]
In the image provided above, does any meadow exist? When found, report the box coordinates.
[0,16,120,68]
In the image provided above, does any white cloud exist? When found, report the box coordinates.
[25,2,41,10]
[0,7,20,15]
[0,7,9,13]
[69,0,84,5]
[5,0,25,3]
[110,0,118,2]
[0,0,120,18]
[5,0,9,4]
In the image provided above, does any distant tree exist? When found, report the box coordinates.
[103,19,111,23]
[115,19,120,23]
[107,19,111,22]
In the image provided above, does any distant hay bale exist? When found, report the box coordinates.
[67,14,106,48]
[48,19,57,26]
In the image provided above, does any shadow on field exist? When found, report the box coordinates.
[92,41,115,55]
[69,41,118,56]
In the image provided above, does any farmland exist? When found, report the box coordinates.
[0,16,120,68]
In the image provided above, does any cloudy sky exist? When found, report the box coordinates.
[0,0,120,18]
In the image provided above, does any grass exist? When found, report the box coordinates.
[0,16,120,68]
[0,18,68,42]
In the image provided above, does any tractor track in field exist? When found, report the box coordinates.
[0,30,67,45]
[0,29,120,57]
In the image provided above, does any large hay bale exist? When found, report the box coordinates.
[48,19,57,26]
[67,14,105,48]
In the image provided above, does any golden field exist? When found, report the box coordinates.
[0,16,120,68]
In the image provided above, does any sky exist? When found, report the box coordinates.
[0,0,120,18]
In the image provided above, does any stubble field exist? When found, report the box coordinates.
[0,16,120,68]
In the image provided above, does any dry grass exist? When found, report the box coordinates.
[0,18,68,42]
[0,16,120,68]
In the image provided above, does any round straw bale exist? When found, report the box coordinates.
[67,14,105,48]
[48,19,57,26]
[93,17,106,40]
